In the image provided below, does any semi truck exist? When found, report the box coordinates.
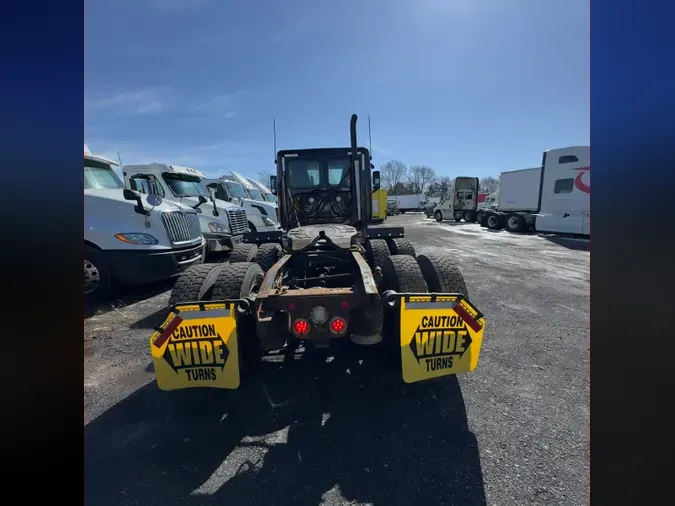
[480,146,590,236]
[122,163,249,258]
[247,177,278,204]
[84,144,205,303]
[203,177,280,233]
[432,177,480,223]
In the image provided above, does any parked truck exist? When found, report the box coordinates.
[85,144,205,303]
[247,177,278,204]
[389,194,426,213]
[203,177,280,233]
[480,146,590,236]
[122,163,249,259]
[432,177,480,223]
[475,190,499,224]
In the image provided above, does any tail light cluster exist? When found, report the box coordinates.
[290,304,348,337]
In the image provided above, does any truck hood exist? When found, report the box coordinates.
[242,198,277,217]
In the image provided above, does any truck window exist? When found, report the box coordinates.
[327,159,351,187]
[207,183,229,201]
[559,155,579,164]
[456,191,464,199]
[129,175,165,197]
[287,159,321,189]
[162,173,210,198]
[85,161,125,189]
[554,178,574,194]
[224,181,247,199]
[465,192,473,200]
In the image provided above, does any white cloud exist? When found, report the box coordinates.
[86,88,170,115]
[192,90,252,118]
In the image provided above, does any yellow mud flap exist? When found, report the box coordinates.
[149,300,244,391]
[398,294,486,384]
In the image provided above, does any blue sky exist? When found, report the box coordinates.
[86,0,589,181]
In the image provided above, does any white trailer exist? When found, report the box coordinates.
[391,193,426,213]
[432,177,480,222]
[122,163,249,258]
[85,144,205,303]
[481,146,590,236]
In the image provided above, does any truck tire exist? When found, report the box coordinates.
[386,237,416,258]
[210,262,265,372]
[255,243,282,272]
[486,212,504,230]
[454,215,462,222]
[464,211,476,223]
[416,253,469,299]
[476,210,485,224]
[85,245,112,304]
[168,262,227,307]
[381,255,428,293]
[434,210,443,222]
[229,243,258,263]
[505,213,525,233]
[365,239,390,269]
[379,255,428,360]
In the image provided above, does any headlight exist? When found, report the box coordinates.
[115,233,159,245]
[208,222,228,233]
[262,216,275,226]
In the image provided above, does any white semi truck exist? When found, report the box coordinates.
[203,177,280,233]
[122,163,249,258]
[432,177,480,222]
[481,146,590,236]
[84,145,205,303]
[247,177,277,204]
[475,190,499,224]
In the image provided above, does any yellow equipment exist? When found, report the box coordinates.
[372,188,388,224]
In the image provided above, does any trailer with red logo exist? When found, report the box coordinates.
[480,146,589,237]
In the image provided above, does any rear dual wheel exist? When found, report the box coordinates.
[168,262,264,375]
[379,253,469,360]
[230,242,281,272]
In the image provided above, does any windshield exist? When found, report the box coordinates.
[84,160,125,189]
[162,173,210,198]
[225,181,247,199]
[286,157,351,189]
[264,192,277,203]
[246,188,264,201]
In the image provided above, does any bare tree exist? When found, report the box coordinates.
[408,165,436,194]
[480,176,499,193]
[257,169,274,186]
[379,160,408,194]
[426,176,453,198]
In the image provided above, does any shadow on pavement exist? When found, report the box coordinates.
[85,279,175,319]
[86,343,486,506]
[543,236,590,251]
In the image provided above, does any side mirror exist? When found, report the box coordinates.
[372,170,381,191]
[123,188,141,201]
[270,175,277,195]
[198,195,208,204]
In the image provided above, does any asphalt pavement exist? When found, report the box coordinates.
[85,214,589,506]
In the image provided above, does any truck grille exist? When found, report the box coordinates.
[227,208,248,235]
[162,210,202,245]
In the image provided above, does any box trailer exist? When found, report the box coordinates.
[480,146,590,237]
[392,194,426,213]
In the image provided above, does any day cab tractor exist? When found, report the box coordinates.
[149,114,486,391]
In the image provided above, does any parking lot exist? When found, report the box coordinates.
[85,213,589,506]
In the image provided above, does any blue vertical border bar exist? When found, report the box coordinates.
[592,0,675,503]
[0,0,84,498]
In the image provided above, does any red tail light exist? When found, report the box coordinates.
[329,317,346,335]
[293,318,310,336]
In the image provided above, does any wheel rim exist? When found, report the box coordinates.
[465,212,473,220]
[435,212,441,220]
[488,216,497,227]
[507,216,520,229]
[84,259,100,293]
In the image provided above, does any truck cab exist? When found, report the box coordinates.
[122,163,249,258]
[203,177,280,233]
[247,177,278,204]
[433,177,480,222]
[84,145,205,302]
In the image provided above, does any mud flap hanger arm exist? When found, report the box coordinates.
[380,290,485,329]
